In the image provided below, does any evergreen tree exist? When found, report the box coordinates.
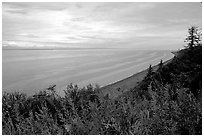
[147,65,153,77]
[158,60,163,70]
[184,26,201,49]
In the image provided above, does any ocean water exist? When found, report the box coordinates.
[2,49,174,95]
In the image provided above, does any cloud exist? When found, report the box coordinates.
[2,2,202,50]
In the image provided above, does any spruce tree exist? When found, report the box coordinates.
[185,26,201,49]
[159,60,163,69]
[147,64,153,77]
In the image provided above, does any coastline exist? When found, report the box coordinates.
[100,56,174,99]
[3,50,175,97]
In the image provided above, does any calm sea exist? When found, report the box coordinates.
[2,49,174,95]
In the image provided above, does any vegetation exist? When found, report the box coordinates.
[2,27,202,135]
[184,26,202,49]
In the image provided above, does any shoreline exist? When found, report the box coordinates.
[100,56,174,99]
[3,51,175,97]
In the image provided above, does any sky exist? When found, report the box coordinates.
[2,2,202,50]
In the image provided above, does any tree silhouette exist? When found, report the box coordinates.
[147,64,153,77]
[185,26,201,49]
[158,60,163,70]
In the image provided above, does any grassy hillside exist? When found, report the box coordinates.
[2,45,202,135]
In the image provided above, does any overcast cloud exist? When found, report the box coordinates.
[2,2,202,50]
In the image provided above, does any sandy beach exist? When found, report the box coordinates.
[100,57,174,99]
